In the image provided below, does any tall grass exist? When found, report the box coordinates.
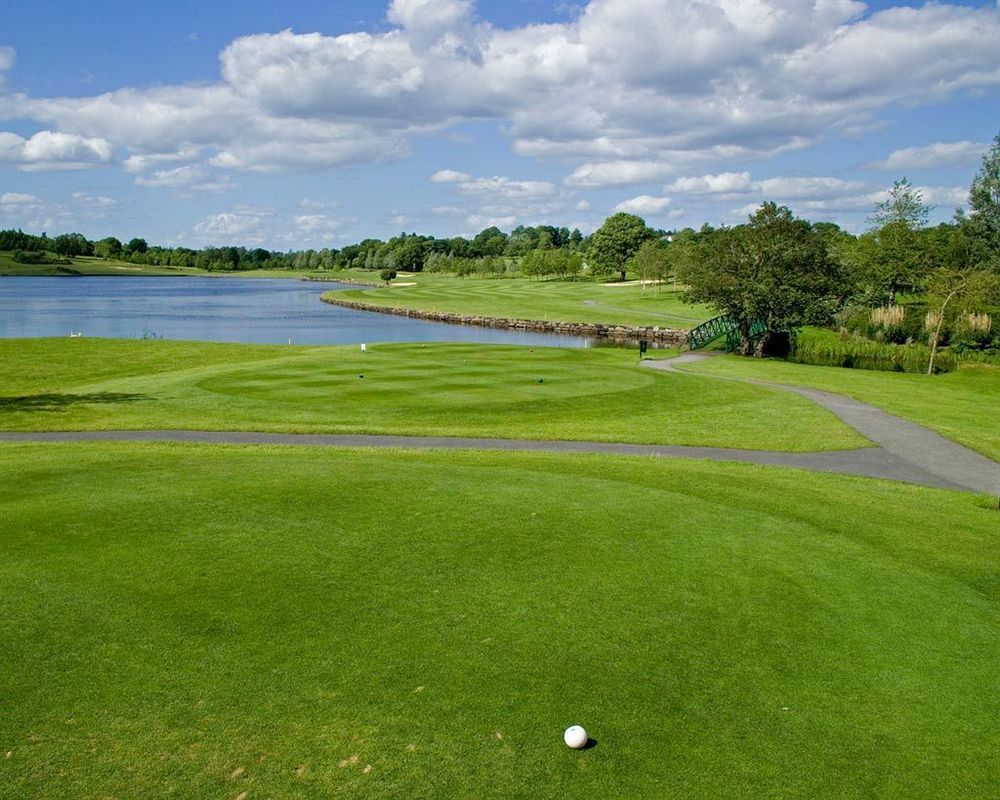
[791,333,957,373]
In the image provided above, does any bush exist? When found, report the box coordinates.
[13,250,48,264]
[791,333,957,373]
[838,302,928,345]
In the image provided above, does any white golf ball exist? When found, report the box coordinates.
[564,725,588,749]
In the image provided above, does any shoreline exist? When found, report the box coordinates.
[321,294,688,344]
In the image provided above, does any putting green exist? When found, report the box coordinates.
[0,339,866,451]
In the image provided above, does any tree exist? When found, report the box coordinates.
[965,132,1000,273]
[924,267,998,374]
[379,268,397,285]
[869,177,931,229]
[855,178,933,305]
[470,226,508,257]
[588,213,654,280]
[632,240,667,294]
[679,203,841,357]
[93,237,122,260]
[126,237,148,254]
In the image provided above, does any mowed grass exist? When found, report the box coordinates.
[329,272,713,328]
[0,250,337,279]
[0,251,198,276]
[1,443,997,799]
[0,338,864,451]
[679,355,1000,461]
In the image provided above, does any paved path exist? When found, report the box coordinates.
[642,352,1000,495]
[3,352,997,495]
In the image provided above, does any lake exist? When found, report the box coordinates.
[0,276,592,347]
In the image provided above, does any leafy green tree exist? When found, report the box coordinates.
[588,212,654,280]
[94,237,123,260]
[52,232,92,257]
[470,226,508,257]
[126,237,148,254]
[965,132,1000,273]
[679,203,841,357]
[853,178,933,305]
[869,177,931,229]
[924,267,999,374]
[379,268,397,285]
[632,240,668,294]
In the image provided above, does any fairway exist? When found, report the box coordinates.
[329,273,713,328]
[0,338,865,452]
[2,443,997,799]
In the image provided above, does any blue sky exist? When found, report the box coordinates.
[0,0,997,249]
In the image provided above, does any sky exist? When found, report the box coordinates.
[0,0,998,250]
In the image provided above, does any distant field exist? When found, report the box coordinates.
[2,442,996,799]
[0,251,200,276]
[680,354,1000,462]
[329,273,713,329]
[0,338,864,451]
[0,251,331,279]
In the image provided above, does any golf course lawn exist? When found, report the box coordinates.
[1,443,996,799]
[678,355,1000,461]
[0,250,331,279]
[0,251,194,277]
[328,273,713,329]
[0,338,866,451]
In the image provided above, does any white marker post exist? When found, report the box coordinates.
[361,342,367,353]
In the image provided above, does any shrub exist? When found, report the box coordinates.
[791,334,957,373]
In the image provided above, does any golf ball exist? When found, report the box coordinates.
[564,725,588,749]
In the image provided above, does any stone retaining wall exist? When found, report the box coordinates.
[322,295,688,344]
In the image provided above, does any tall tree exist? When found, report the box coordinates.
[965,132,1000,273]
[679,203,841,357]
[588,212,654,280]
[855,178,933,304]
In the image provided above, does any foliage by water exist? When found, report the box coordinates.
[791,330,958,373]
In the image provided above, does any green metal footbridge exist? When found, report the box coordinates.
[686,315,766,351]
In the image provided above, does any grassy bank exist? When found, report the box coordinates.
[0,250,336,278]
[2,442,996,799]
[328,273,713,329]
[679,354,1000,461]
[0,338,863,451]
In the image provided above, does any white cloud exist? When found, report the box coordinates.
[916,185,967,208]
[134,165,235,192]
[565,160,675,188]
[123,147,202,173]
[871,140,988,171]
[665,172,753,194]
[430,169,472,183]
[71,191,117,208]
[0,130,113,171]
[294,213,346,233]
[612,195,672,215]
[431,205,464,216]
[0,192,41,205]
[0,0,993,179]
[575,199,591,211]
[193,211,264,239]
[0,46,14,71]
[465,212,516,230]
[755,176,865,199]
[449,175,558,200]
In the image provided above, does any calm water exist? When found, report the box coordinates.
[0,277,591,347]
